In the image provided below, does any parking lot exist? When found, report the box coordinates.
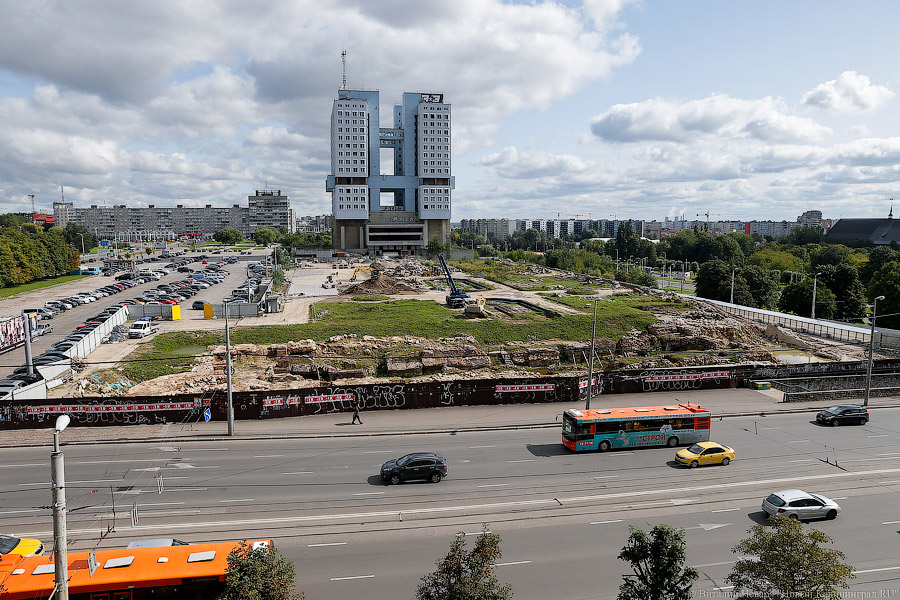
[0,248,268,379]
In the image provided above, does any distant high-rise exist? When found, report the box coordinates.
[326,89,453,255]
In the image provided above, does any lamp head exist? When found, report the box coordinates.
[876,295,886,301]
[54,415,70,433]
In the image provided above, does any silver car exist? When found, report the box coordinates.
[762,489,841,521]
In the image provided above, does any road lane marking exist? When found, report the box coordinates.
[878,452,900,456]
[692,560,737,568]
[352,492,385,496]
[868,435,889,438]
[465,531,491,536]
[831,497,847,500]
[855,566,900,574]
[309,542,347,547]
[883,520,900,525]
[364,450,394,454]
[40,466,900,536]
[507,459,534,463]
[20,479,122,487]
[332,466,349,469]
[219,498,254,503]
[139,502,186,506]
[470,445,496,449]
[789,459,816,463]
[590,520,622,525]
[331,575,374,581]
[477,484,509,488]
[282,471,314,475]
[0,509,39,515]
[787,440,811,443]
[0,463,44,468]
[711,508,741,513]
[254,454,284,458]
[592,475,619,480]
[495,561,531,567]
[77,459,160,465]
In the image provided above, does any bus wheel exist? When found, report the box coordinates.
[667,436,679,448]
[598,440,611,452]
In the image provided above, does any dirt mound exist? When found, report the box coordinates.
[341,269,421,295]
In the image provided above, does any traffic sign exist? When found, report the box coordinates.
[204,408,211,422]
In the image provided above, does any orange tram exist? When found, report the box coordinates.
[0,540,271,600]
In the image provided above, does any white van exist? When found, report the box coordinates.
[128,321,160,338]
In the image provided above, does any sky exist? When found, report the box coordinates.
[1,0,899,223]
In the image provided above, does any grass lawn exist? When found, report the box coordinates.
[114,297,660,384]
[0,274,90,298]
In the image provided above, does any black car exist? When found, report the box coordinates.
[380,452,448,485]
[816,404,869,426]
[191,300,207,310]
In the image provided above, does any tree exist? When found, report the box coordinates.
[694,259,751,303]
[748,247,804,273]
[859,246,900,285]
[738,266,779,309]
[810,244,851,270]
[253,227,278,246]
[727,515,854,599]
[214,227,243,246]
[785,225,825,245]
[778,278,837,319]
[617,524,698,600]
[867,261,900,329]
[59,222,98,252]
[219,541,304,600]
[416,526,512,600]
[819,263,866,321]
[426,236,445,255]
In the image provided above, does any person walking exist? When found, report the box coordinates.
[351,400,363,425]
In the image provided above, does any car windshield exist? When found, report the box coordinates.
[687,444,705,454]
[824,406,844,415]
[0,535,20,554]
[765,493,786,507]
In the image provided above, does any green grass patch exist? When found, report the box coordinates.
[351,294,391,302]
[231,298,656,346]
[0,274,90,298]
[117,331,223,384]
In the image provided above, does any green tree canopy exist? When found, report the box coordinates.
[748,248,803,272]
[59,222,98,253]
[427,236,445,255]
[818,263,866,321]
[617,524,698,600]
[859,246,900,285]
[784,226,825,245]
[253,227,278,246]
[219,541,304,600]
[416,527,513,600]
[810,244,851,270]
[214,227,243,245]
[726,515,854,599]
[695,259,752,304]
[778,277,837,319]
[739,265,780,309]
[867,261,900,329]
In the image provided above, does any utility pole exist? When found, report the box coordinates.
[224,300,235,436]
[52,415,71,600]
[730,268,737,304]
[811,272,822,320]
[863,295,885,407]
[23,311,35,376]
[585,298,597,410]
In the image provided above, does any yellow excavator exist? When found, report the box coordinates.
[464,296,488,318]
[349,265,384,281]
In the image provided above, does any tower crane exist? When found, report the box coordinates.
[696,211,723,232]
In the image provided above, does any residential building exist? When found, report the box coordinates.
[52,201,73,228]
[248,190,291,233]
[326,89,453,254]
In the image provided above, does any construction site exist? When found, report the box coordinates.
[46,254,886,401]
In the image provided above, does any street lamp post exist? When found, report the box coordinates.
[224,300,235,436]
[730,268,738,304]
[681,260,686,293]
[77,233,85,255]
[22,310,35,376]
[811,272,822,320]
[586,298,597,410]
[863,295,885,407]
[52,415,71,600]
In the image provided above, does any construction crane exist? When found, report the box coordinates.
[438,254,469,308]
[696,211,722,232]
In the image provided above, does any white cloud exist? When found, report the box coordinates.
[802,71,894,114]
[590,94,832,144]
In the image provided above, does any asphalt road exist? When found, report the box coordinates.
[2,409,900,598]
[0,249,265,378]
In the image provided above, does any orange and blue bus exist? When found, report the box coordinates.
[0,539,271,599]
[562,403,711,452]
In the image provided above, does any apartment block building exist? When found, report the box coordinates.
[326,89,453,255]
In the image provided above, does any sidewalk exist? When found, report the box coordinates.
[4,388,899,449]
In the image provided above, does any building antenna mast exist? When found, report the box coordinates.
[60,186,65,203]
[341,49,347,90]
[27,194,35,215]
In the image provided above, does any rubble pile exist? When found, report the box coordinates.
[340,267,422,295]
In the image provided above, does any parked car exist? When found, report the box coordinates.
[35,323,53,336]
[380,452,448,485]
[762,489,841,521]
[191,300,207,310]
[816,405,869,426]
[128,321,160,338]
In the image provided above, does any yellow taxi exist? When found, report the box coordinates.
[675,441,735,468]
[0,534,44,557]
